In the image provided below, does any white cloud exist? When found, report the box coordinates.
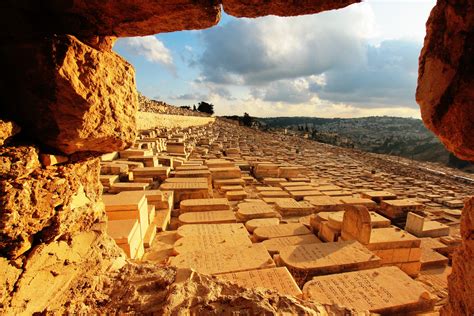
[119,36,173,66]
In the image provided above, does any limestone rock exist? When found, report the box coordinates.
[0,152,104,258]
[1,231,124,315]
[0,35,137,154]
[1,1,221,38]
[0,145,40,179]
[416,0,474,161]
[443,197,474,315]
[222,0,360,17]
[0,119,20,146]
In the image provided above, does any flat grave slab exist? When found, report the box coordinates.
[262,234,321,255]
[178,210,236,225]
[303,266,434,314]
[170,244,276,275]
[279,240,380,276]
[361,191,397,203]
[180,198,230,213]
[236,202,279,221]
[303,196,345,212]
[172,233,252,255]
[218,267,302,297]
[245,218,280,233]
[176,223,248,238]
[274,198,314,216]
[254,223,312,241]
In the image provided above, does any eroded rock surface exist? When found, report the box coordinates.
[0,1,221,38]
[223,0,360,17]
[0,120,20,146]
[1,231,125,315]
[0,146,104,258]
[417,0,474,161]
[443,197,474,315]
[1,35,137,154]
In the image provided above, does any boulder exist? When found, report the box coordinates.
[416,0,474,161]
[0,35,137,154]
[222,0,360,18]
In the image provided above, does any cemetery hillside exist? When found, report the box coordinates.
[1,1,473,315]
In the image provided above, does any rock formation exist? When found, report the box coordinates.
[222,0,361,17]
[416,0,474,162]
[416,1,474,314]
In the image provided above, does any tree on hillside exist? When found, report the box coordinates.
[197,101,214,115]
[193,105,197,111]
[242,112,252,127]
[180,105,191,110]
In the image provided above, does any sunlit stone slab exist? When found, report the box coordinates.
[237,202,279,221]
[303,267,434,314]
[262,234,321,255]
[279,240,380,276]
[254,223,311,241]
[180,198,230,213]
[178,210,236,225]
[176,223,248,238]
[170,244,275,275]
[173,233,252,255]
[245,218,280,233]
[218,267,302,297]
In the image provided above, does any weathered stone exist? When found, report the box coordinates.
[416,0,474,161]
[0,156,104,258]
[222,0,359,18]
[2,231,124,315]
[1,1,221,38]
[0,35,137,154]
[0,145,40,179]
[0,119,20,146]
[443,197,474,315]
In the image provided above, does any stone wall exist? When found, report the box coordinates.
[137,112,216,130]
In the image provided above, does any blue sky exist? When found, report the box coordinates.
[113,0,436,118]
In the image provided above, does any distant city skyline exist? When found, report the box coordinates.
[113,0,436,118]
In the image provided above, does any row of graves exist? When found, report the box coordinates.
[99,119,471,314]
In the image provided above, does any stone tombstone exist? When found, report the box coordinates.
[341,205,372,244]
[218,267,302,297]
[302,266,433,314]
[170,244,276,275]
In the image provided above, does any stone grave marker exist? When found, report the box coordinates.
[170,244,276,275]
[178,210,236,225]
[218,267,302,297]
[262,234,321,255]
[279,240,380,278]
[302,266,433,314]
[254,223,312,241]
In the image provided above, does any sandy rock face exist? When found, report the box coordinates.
[416,0,474,161]
[1,231,125,315]
[0,146,104,259]
[443,197,474,315]
[222,0,360,17]
[0,35,137,154]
